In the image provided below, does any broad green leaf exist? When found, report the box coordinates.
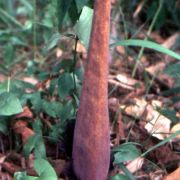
[33,119,43,134]
[0,80,35,99]
[164,63,180,79]
[0,8,23,28]
[49,124,64,143]
[34,159,57,180]
[3,43,14,65]
[14,159,57,180]
[58,73,74,99]
[75,66,84,82]
[19,0,33,12]
[110,40,180,60]
[23,134,46,159]
[111,174,130,180]
[34,138,46,159]
[0,92,23,116]
[161,86,180,96]
[112,143,141,164]
[45,33,60,51]
[52,59,73,73]
[60,100,75,121]
[28,92,42,113]
[172,96,180,103]
[42,100,63,118]
[157,107,178,124]
[23,134,38,159]
[75,6,93,49]
[14,172,34,180]
[10,36,27,46]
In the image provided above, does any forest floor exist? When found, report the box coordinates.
[0,1,180,180]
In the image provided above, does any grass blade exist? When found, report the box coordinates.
[110,39,180,60]
[141,130,180,157]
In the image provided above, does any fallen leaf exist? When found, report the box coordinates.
[165,166,180,180]
[171,123,180,139]
[122,98,171,139]
[15,106,33,119]
[13,120,35,144]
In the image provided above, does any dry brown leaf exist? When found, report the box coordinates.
[164,166,180,180]
[13,120,35,144]
[133,0,145,18]
[162,32,180,49]
[23,77,38,85]
[146,62,174,88]
[116,46,125,54]
[126,157,144,174]
[122,98,171,140]
[2,161,21,175]
[109,74,143,91]
[116,74,139,87]
[56,48,63,58]
[144,105,171,140]
[15,106,33,119]
[76,42,87,53]
[171,123,180,139]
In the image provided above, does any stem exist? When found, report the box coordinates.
[7,75,11,92]
[72,36,78,93]
[72,0,111,179]
[132,0,164,77]
[33,0,37,60]
[118,163,135,180]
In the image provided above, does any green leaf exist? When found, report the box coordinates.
[10,36,27,46]
[45,32,60,51]
[157,107,178,124]
[164,63,180,82]
[28,92,42,113]
[0,8,23,28]
[19,0,33,12]
[14,172,33,180]
[34,139,46,159]
[60,100,75,121]
[110,40,180,60]
[23,134,46,159]
[161,86,180,96]
[75,6,93,49]
[58,73,74,99]
[14,159,57,180]
[42,100,63,118]
[3,43,15,65]
[33,159,57,180]
[0,80,35,99]
[0,92,23,116]
[23,134,38,159]
[112,143,141,164]
[111,174,131,180]
[52,59,73,73]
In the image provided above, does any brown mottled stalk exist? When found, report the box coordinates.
[72,0,111,179]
